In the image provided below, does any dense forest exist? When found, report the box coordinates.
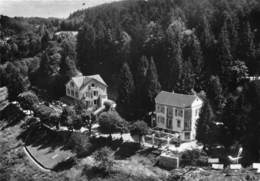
[2,0,260,164]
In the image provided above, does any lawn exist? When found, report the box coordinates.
[26,145,75,170]
[0,122,68,181]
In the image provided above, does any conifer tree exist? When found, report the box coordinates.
[5,63,27,100]
[60,39,78,78]
[199,16,214,51]
[207,75,226,113]
[196,100,215,145]
[41,28,51,50]
[175,61,195,94]
[39,51,51,77]
[238,21,256,74]
[117,62,135,119]
[145,57,161,112]
[217,21,233,80]
[168,41,183,91]
[77,23,96,74]
[226,15,239,58]
[135,56,149,117]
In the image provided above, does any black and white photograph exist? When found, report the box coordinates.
[1,0,260,180]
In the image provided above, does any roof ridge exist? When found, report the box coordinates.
[155,91,198,108]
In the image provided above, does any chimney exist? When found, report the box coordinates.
[191,89,196,95]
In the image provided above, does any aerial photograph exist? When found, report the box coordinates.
[1,0,260,180]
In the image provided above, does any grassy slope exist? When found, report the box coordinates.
[0,122,68,181]
[1,121,260,181]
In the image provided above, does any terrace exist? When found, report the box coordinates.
[144,127,181,147]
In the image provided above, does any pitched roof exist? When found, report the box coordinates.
[70,74,107,89]
[155,91,198,108]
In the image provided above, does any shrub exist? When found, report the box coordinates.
[18,91,39,110]
[66,132,94,157]
[130,120,149,143]
[93,147,114,175]
[180,149,208,167]
[98,111,128,136]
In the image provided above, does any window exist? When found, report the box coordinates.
[70,81,74,87]
[184,120,190,130]
[161,117,165,124]
[185,132,190,140]
[156,105,163,113]
[175,108,183,117]
[166,118,172,129]
[75,91,79,98]
[66,88,70,95]
[157,105,165,114]
[94,91,98,96]
[94,100,97,105]
[167,106,173,116]
[157,116,165,125]
[91,83,95,87]
[177,120,181,128]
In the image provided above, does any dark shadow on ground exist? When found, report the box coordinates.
[114,142,141,159]
[82,165,112,180]
[52,157,76,172]
[17,124,72,152]
[0,104,26,130]
[138,147,161,156]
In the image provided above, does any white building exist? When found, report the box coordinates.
[154,91,203,141]
[65,74,108,109]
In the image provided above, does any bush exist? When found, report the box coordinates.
[93,147,114,175]
[130,120,149,143]
[180,149,208,167]
[18,91,39,110]
[66,132,94,157]
[98,111,128,135]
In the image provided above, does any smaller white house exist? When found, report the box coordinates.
[154,91,203,141]
[65,75,108,109]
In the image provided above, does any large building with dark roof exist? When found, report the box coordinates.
[154,91,203,141]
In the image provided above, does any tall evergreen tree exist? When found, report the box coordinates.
[117,62,135,120]
[167,41,183,91]
[41,28,51,50]
[39,51,51,77]
[5,63,27,100]
[226,14,239,58]
[196,99,215,146]
[238,21,256,74]
[77,23,96,74]
[145,57,161,112]
[207,75,226,113]
[217,20,233,82]
[175,61,195,94]
[135,55,149,117]
[182,33,203,74]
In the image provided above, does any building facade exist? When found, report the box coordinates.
[154,91,203,141]
[65,75,108,109]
